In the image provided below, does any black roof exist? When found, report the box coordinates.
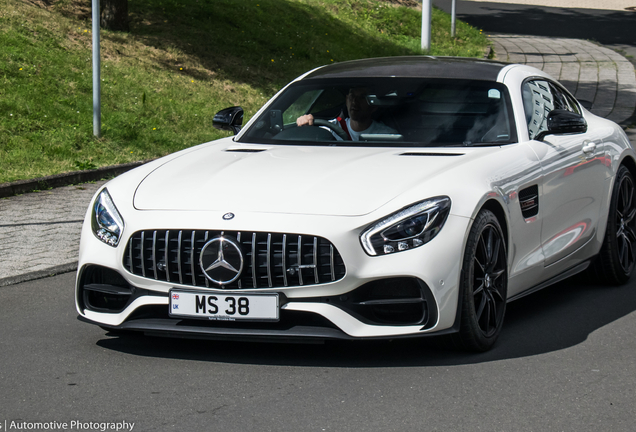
[303,56,509,81]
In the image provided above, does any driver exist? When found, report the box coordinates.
[296,87,396,140]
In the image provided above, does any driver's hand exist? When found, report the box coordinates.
[296,114,314,127]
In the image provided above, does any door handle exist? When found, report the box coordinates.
[582,141,596,154]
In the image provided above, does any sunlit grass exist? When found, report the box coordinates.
[0,0,489,183]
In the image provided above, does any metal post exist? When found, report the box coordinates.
[421,0,432,51]
[92,0,101,137]
[451,0,457,37]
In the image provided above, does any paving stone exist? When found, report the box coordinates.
[593,107,614,117]
[615,92,636,109]
[560,65,580,91]
[508,54,527,63]
[579,70,599,82]
[594,96,617,109]
[525,62,544,70]
[575,87,598,103]
[0,181,107,281]
[610,108,636,118]
[543,64,563,78]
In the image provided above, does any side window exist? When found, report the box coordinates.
[549,82,580,114]
[522,80,583,140]
[563,91,582,115]
[522,80,554,140]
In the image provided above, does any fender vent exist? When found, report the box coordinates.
[519,185,539,218]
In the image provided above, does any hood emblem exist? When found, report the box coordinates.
[199,237,243,285]
[222,212,235,220]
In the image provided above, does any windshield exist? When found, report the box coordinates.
[239,78,517,147]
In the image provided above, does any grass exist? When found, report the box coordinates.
[0,0,489,183]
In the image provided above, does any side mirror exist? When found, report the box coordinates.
[213,106,243,135]
[536,109,587,141]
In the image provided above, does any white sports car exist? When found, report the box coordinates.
[76,56,636,351]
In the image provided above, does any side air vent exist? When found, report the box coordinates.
[519,185,539,218]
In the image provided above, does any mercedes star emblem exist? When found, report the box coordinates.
[222,212,235,220]
[199,236,244,285]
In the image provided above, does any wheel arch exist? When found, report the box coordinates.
[589,155,636,285]
[449,198,510,351]
[620,154,636,180]
[480,198,510,254]
[448,197,510,337]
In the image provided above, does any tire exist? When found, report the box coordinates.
[592,165,636,285]
[453,209,508,352]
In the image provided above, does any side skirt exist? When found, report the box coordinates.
[506,261,590,303]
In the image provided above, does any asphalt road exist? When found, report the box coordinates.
[433,0,636,68]
[434,0,636,45]
[1,272,636,431]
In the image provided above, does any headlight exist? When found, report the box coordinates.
[360,197,451,256]
[91,188,125,247]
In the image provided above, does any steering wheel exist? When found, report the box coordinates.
[312,119,350,140]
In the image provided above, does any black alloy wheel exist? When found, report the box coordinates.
[615,170,636,273]
[454,209,508,352]
[593,165,636,285]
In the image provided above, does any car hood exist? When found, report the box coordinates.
[133,143,476,216]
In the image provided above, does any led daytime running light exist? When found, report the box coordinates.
[91,188,125,247]
[360,197,451,256]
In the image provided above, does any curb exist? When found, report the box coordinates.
[0,160,152,199]
[0,263,77,287]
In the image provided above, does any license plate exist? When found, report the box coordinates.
[169,289,279,321]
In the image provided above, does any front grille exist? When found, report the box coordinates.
[123,230,346,289]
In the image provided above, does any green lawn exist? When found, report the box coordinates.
[0,0,489,183]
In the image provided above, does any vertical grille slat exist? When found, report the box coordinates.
[237,232,242,289]
[164,231,170,283]
[330,244,335,281]
[152,231,158,280]
[313,237,319,285]
[140,231,146,278]
[177,230,183,285]
[251,233,258,288]
[123,229,345,289]
[128,236,134,273]
[266,233,273,288]
[282,234,288,287]
[190,231,197,287]
[297,235,303,286]
[203,231,209,288]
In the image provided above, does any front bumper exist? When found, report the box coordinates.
[76,209,471,341]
